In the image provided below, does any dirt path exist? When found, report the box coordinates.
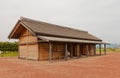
[0,52,120,78]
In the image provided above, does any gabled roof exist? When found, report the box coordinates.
[8,17,102,41]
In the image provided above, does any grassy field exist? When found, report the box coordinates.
[0,51,18,57]
[0,48,120,57]
[96,48,120,52]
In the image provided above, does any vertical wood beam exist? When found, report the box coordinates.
[94,44,96,56]
[77,44,80,59]
[86,44,89,57]
[49,42,52,63]
[65,43,68,61]
[99,44,102,55]
[88,45,91,56]
[79,44,81,57]
[80,44,83,56]
[104,44,107,55]
[38,42,40,61]
[70,44,73,58]
[26,30,29,59]
[18,43,20,59]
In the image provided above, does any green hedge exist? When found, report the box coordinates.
[0,42,18,52]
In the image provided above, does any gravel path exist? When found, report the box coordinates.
[0,52,120,78]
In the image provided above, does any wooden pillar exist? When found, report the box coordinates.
[99,44,102,55]
[49,42,52,63]
[77,44,80,59]
[70,44,73,58]
[38,43,40,61]
[80,44,83,57]
[94,44,96,56]
[79,44,81,57]
[104,44,106,55]
[18,44,20,59]
[88,44,91,56]
[26,30,29,59]
[65,43,68,61]
[86,44,89,57]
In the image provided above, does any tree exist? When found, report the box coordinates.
[0,42,18,53]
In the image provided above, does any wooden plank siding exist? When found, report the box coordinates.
[39,42,65,60]
[19,29,37,44]
[39,43,49,60]
[19,29,39,60]
[52,43,65,59]
[81,44,95,56]
[82,44,87,55]
[89,44,95,56]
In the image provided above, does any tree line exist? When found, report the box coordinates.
[0,42,18,52]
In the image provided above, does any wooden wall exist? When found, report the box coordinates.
[39,42,65,60]
[82,44,87,55]
[39,43,49,60]
[38,43,95,60]
[18,28,95,61]
[19,29,39,60]
[19,29,37,44]
[89,44,95,56]
[52,43,65,59]
[82,44,95,56]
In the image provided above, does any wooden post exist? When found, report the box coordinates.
[70,44,73,58]
[99,44,102,55]
[80,44,83,57]
[38,43,40,61]
[86,44,89,57]
[49,42,52,63]
[26,30,29,59]
[104,44,106,55]
[88,44,91,56]
[79,44,81,57]
[65,43,68,61]
[77,44,80,59]
[94,44,96,56]
[18,43,20,59]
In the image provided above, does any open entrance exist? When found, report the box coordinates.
[67,43,89,58]
[67,44,73,58]
[67,43,82,58]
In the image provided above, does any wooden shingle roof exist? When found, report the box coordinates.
[8,17,102,41]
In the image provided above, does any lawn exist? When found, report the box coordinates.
[0,51,18,57]
[96,48,120,52]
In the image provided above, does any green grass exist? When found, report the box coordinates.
[0,51,18,57]
[96,48,120,52]
[0,48,120,57]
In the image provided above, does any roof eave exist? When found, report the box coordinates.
[36,32,102,41]
[8,20,37,39]
[8,20,21,39]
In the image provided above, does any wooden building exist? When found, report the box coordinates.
[8,17,107,62]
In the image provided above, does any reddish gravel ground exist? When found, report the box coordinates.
[0,52,120,78]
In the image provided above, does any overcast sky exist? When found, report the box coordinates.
[0,0,120,43]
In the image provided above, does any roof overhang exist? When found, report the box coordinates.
[37,36,109,44]
[8,20,36,39]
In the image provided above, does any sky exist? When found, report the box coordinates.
[0,0,120,43]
